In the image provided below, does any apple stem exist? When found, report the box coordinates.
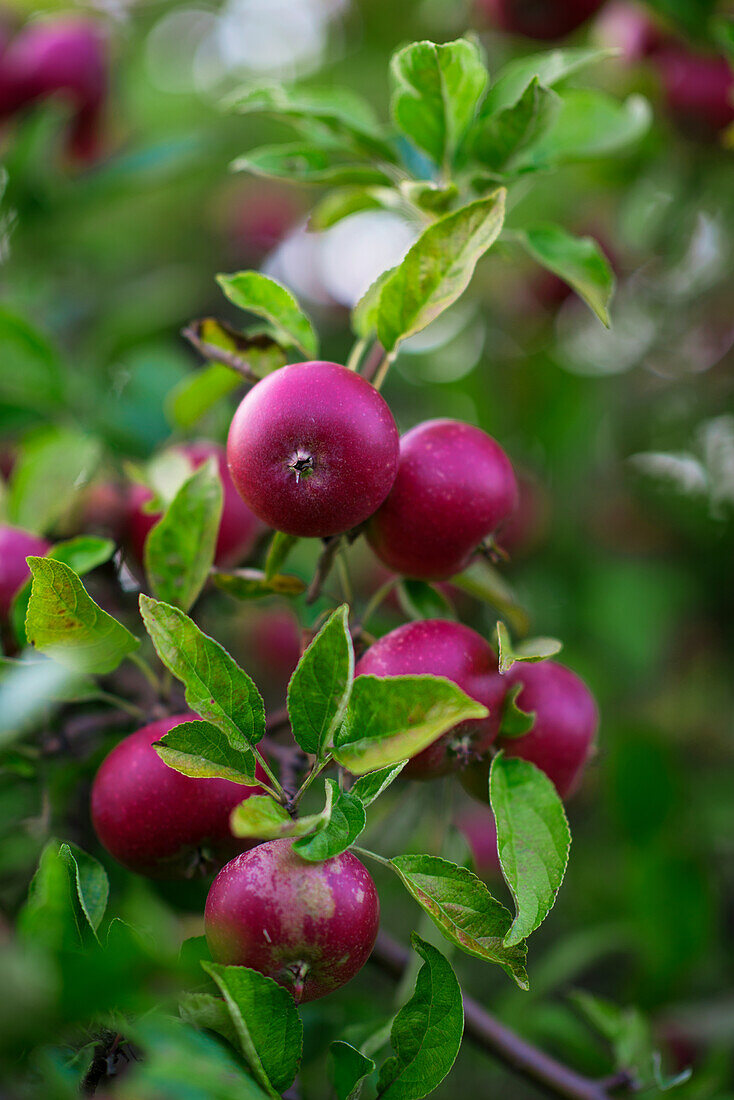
[289,961,310,1003]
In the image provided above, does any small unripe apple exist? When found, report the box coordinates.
[462,660,598,800]
[0,525,50,619]
[0,18,108,159]
[90,715,265,878]
[125,442,262,570]
[205,839,380,1002]
[654,44,734,139]
[355,619,506,778]
[476,0,604,40]
[366,419,517,580]
[227,361,399,538]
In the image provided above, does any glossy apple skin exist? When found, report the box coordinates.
[477,0,604,39]
[227,361,399,538]
[355,619,506,779]
[654,45,734,139]
[463,660,598,800]
[91,715,265,879]
[205,839,380,1002]
[125,442,263,570]
[0,19,107,159]
[366,419,517,581]
[0,525,50,619]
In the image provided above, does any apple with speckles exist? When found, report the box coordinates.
[355,619,506,779]
[367,419,517,580]
[227,361,399,538]
[91,715,266,878]
[0,525,50,619]
[205,838,380,1002]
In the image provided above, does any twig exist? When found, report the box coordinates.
[360,341,387,384]
[306,537,342,605]
[181,321,273,385]
[369,932,632,1100]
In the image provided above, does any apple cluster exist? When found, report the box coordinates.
[70,360,599,1003]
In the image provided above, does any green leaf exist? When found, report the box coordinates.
[139,595,266,747]
[26,558,139,675]
[471,77,559,171]
[334,674,488,775]
[483,47,616,116]
[292,780,366,861]
[490,754,570,946]
[512,224,615,326]
[310,187,388,231]
[180,991,240,1052]
[216,271,318,358]
[213,569,306,600]
[498,682,536,738]
[202,962,303,1097]
[265,531,300,581]
[230,791,331,840]
[287,604,354,756]
[7,427,101,536]
[377,933,464,1099]
[19,839,108,949]
[496,621,562,674]
[390,854,528,989]
[329,1040,376,1100]
[58,842,109,938]
[166,365,243,430]
[227,83,395,161]
[154,719,258,785]
[350,762,407,807]
[351,267,396,340]
[451,558,530,636]
[390,38,488,167]
[571,991,691,1091]
[232,143,391,186]
[145,458,223,612]
[11,535,115,647]
[516,91,651,168]
[399,180,458,214]
[376,191,506,353]
[397,580,455,622]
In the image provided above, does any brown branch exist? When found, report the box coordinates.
[370,931,629,1100]
[181,320,269,385]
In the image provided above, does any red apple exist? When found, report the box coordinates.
[366,419,517,581]
[227,361,399,538]
[90,715,266,878]
[205,839,380,1002]
[355,619,506,778]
